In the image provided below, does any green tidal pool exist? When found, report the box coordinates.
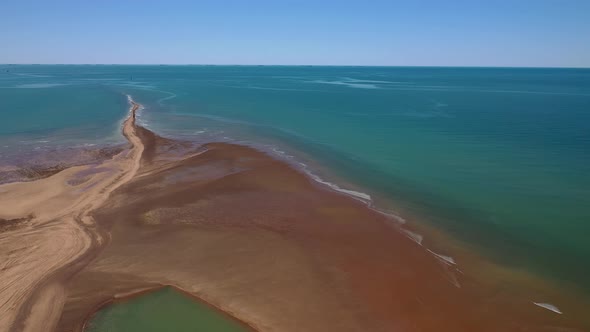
[85,286,249,332]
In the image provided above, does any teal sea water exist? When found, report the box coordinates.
[1,65,589,293]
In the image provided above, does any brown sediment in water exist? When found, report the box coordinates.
[58,133,588,330]
[0,145,125,185]
[1,98,588,332]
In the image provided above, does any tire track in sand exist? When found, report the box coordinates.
[0,96,144,332]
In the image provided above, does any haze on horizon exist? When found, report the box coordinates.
[1,0,589,68]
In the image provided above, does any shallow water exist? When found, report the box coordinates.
[85,287,249,332]
[1,65,589,294]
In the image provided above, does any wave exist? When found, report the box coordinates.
[306,170,372,201]
[427,249,456,265]
[14,83,66,89]
[342,77,412,84]
[133,101,459,278]
[403,229,423,245]
[309,80,380,89]
[374,209,407,224]
[262,147,372,202]
[157,92,177,105]
[13,73,53,78]
[533,302,562,314]
[245,86,323,92]
[374,85,590,96]
[141,110,417,222]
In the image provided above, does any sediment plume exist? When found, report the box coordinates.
[1,97,587,332]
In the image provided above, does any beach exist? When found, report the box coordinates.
[1,97,587,331]
[0,98,143,332]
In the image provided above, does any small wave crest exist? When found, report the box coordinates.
[533,302,562,314]
[306,171,372,201]
[267,147,371,202]
[157,92,177,105]
[403,229,423,245]
[310,80,380,89]
[427,249,456,265]
[14,83,66,88]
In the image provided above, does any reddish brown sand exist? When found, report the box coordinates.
[1,105,588,332]
[58,128,586,331]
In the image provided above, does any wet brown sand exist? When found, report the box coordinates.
[52,127,586,332]
[1,102,587,331]
[0,145,124,185]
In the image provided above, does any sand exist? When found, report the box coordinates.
[0,99,143,332]
[1,98,587,332]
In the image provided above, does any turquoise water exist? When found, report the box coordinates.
[1,65,589,291]
[85,287,249,332]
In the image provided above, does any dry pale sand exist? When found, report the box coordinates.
[0,100,143,332]
[1,99,588,332]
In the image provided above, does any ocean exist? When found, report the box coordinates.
[1,64,589,295]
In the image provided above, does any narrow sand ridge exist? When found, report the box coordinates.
[0,97,143,332]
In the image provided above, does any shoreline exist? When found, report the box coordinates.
[0,144,126,185]
[1,95,588,331]
[177,122,590,315]
[79,284,257,332]
[122,114,590,321]
[0,96,144,331]
[61,121,588,330]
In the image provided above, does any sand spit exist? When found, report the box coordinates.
[0,98,143,332]
[59,137,585,330]
[1,97,587,332]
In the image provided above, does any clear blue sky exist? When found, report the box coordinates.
[1,0,589,67]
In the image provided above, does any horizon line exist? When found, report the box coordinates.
[1,63,590,69]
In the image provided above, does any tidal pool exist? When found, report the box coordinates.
[85,286,250,332]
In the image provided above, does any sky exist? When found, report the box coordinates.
[1,0,589,67]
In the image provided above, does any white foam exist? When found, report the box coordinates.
[427,249,456,265]
[533,302,562,314]
[14,73,52,78]
[311,80,379,89]
[403,229,423,245]
[343,77,410,84]
[127,94,145,112]
[271,147,287,156]
[15,83,65,88]
[306,171,372,202]
[266,146,372,203]
[246,86,322,92]
[374,209,406,224]
[157,92,177,105]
